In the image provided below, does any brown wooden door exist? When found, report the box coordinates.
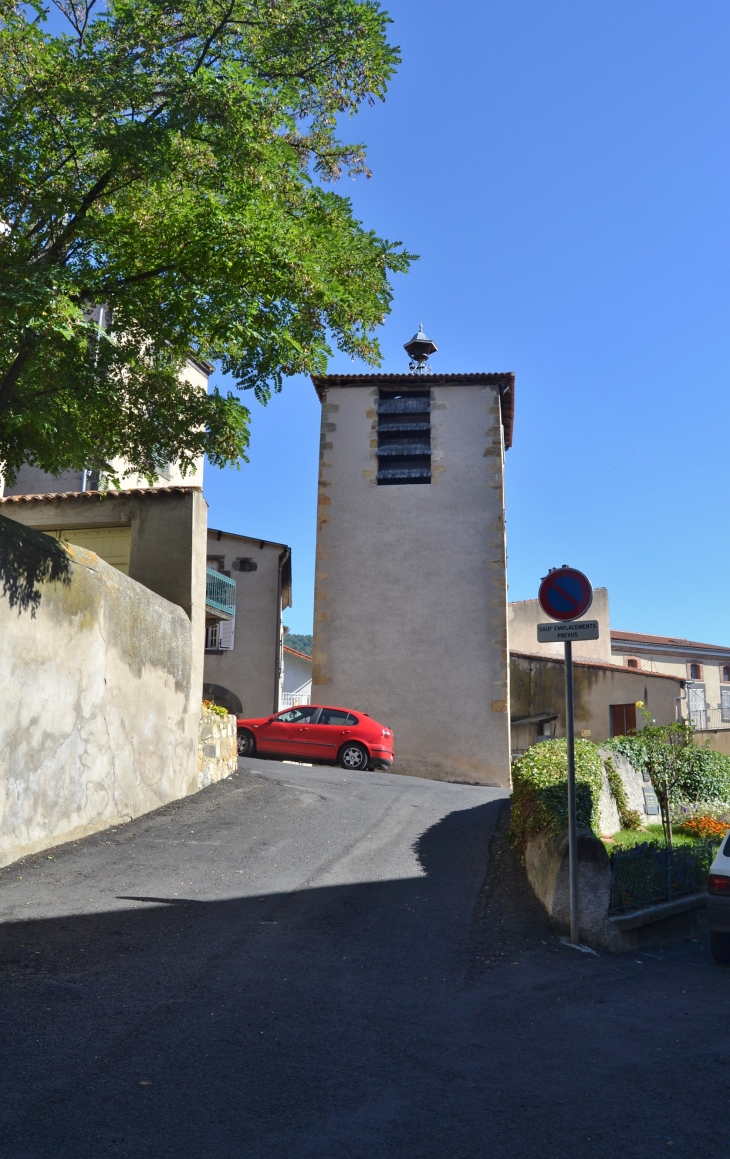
[610,703,636,737]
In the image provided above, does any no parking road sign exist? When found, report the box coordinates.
[538,567,593,622]
[536,564,595,950]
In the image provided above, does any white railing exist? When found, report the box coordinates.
[281,687,311,708]
[694,706,730,731]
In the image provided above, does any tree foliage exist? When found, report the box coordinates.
[0,0,413,482]
[605,728,730,808]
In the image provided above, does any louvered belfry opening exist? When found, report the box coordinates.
[376,390,431,485]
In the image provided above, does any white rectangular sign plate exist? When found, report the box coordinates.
[537,620,600,643]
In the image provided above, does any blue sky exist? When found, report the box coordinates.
[205,0,730,641]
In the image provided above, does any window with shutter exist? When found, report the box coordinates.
[376,391,431,485]
[218,618,235,650]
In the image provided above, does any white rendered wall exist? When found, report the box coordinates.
[312,381,510,786]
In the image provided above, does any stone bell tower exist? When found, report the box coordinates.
[311,328,514,786]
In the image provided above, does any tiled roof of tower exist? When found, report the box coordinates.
[311,372,515,449]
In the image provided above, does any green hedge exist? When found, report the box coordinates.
[603,735,730,804]
[510,739,604,849]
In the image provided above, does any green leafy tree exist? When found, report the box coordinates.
[284,632,312,656]
[0,0,413,483]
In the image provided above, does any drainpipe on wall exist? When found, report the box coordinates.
[273,547,291,713]
[676,681,686,722]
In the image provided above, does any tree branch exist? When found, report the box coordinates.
[0,342,35,415]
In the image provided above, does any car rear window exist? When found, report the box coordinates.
[318,709,358,726]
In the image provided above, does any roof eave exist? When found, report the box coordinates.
[311,371,515,450]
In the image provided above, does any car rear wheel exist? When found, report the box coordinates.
[711,931,730,964]
[237,729,255,757]
[338,742,369,772]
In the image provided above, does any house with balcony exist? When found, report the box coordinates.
[203,529,292,718]
[610,630,730,738]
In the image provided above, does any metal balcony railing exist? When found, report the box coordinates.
[693,706,730,731]
[205,567,236,616]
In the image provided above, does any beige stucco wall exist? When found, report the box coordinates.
[2,357,209,497]
[312,380,510,786]
[510,653,682,753]
[509,588,612,663]
[692,730,730,757]
[609,643,730,727]
[203,531,290,718]
[0,516,203,868]
[0,488,207,723]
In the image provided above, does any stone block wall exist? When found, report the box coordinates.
[198,706,238,786]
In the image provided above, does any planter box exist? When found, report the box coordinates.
[524,829,707,951]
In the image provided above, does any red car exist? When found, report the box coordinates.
[236,704,394,771]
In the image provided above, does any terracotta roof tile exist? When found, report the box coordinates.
[511,651,684,682]
[0,486,201,504]
[283,645,313,661]
[611,630,730,656]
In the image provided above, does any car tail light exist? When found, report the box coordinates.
[708,874,730,896]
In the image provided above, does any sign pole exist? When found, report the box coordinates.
[564,639,579,945]
[538,565,594,948]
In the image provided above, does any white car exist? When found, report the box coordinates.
[708,835,730,963]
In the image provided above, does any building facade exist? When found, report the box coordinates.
[203,529,291,718]
[0,355,211,499]
[281,645,313,708]
[310,370,515,786]
[611,630,730,736]
[510,651,683,757]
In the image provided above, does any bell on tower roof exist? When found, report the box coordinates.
[403,324,437,374]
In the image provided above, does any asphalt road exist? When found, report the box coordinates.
[0,757,727,1158]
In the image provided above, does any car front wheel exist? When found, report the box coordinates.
[711,931,730,965]
[338,742,369,772]
[237,729,255,757]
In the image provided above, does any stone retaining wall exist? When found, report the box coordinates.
[198,706,238,786]
[0,515,202,868]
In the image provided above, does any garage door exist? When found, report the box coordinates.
[56,526,131,575]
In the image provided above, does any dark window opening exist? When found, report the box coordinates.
[626,658,639,670]
[317,709,359,726]
[206,554,231,576]
[377,390,431,485]
[689,663,702,681]
[233,557,257,572]
[611,703,637,737]
[722,666,730,684]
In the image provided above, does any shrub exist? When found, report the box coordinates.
[510,739,604,849]
[603,735,730,804]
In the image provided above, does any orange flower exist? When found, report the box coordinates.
[680,816,729,839]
